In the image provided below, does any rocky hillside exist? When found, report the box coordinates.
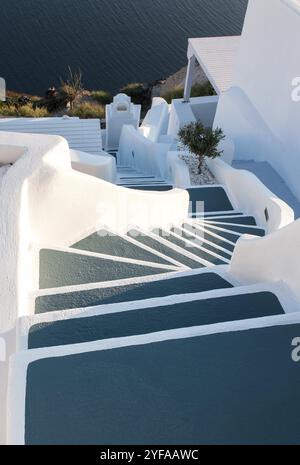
[152,62,209,98]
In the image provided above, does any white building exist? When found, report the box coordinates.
[182,0,300,206]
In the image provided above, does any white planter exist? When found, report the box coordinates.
[178,151,216,186]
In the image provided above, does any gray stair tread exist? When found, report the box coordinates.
[203,226,242,243]
[119,176,156,179]
[204,224,265,240]
[120,182,168,186]
[128,229,203,269]
[153,229,226,265]
[204,212,243,218]
[24,322,299,445]
[183,223,234,252]
[212,224,265,236]
[187,187,234,214]
[126,185,173,191]
[39,249,171,289]
[199,242,231,260]
[205,216,257,226]
[29,292,283,349]
[71,230,172,266]
[35,273,232,314]
[180,225,233,258]
[120,179,165,183]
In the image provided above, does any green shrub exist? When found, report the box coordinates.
[91,90,112,105]
[120,82,144,97]
[162,85,184,103]
[119,82,150,106]
[19,105,49,117]
[120,82,152,108]
[191,81,216,97]
[0,103,49,117]
[30,95,42,103]
[162,81,216,103]
[178,121,225,173]
[69,102,105,119]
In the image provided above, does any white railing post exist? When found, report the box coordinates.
[0,77,6,102]
[183,55,196,103]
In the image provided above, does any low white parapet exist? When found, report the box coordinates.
[166,151,191,188]
[139,97,170,143]
[70,149,116,183]
[0,326,16,445]
[230,219,300,302]
[0,131,189,332]
[0,145,28,164]
[207,158,294,232]
[118,125,173,178]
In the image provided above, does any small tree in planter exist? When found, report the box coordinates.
[178,121,225,174]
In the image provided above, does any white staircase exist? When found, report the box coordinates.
[117,165,172,189]
[2,131,300,445]
[7,172,300,445]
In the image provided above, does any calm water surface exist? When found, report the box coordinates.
[0,0,248,95]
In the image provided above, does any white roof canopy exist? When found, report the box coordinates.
[188,36,241,94]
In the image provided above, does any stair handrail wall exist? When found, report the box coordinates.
[0,326,16,445]
[166,151,191,188]
[118,124,172,178]
[0,132,189,332]
[207,158,294,232]
[139,97,170,143]
[0,132,70,331]
[230,219,300,303]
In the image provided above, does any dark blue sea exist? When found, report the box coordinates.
[0,0,248,95]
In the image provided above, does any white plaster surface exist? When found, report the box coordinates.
[139,97,170,143]
[0,132,189,331]
[207,158,294,232]
[214,0,300,201]
[233,160,300,219]
[70,149,117,183]
[230,219,300,303]
[118,125,172,178]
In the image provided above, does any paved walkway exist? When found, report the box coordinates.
[233,161,300,219]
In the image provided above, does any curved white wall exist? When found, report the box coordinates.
[166,151,191,188]
[207,158,294,232]
[0,132,189,331]
[139,97,169,143]
[118,125,172,178]
[70,149,117,183]
[0,145,28,164]
[230,219,300,303]
[214,0,300,200]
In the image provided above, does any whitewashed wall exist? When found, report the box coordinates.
[207,158,294,232]
[0,132,189,331]
[230,218,300,303]
[168,96,218,137]
[118,125,172,178]
[214,0,300,200]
